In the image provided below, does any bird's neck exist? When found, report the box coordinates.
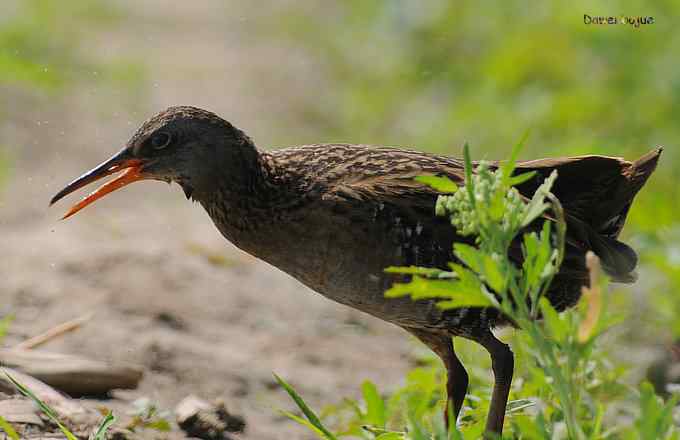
[192,145,297,249]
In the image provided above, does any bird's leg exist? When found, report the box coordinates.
[476,331,514,436]
[442,339,468,427]
[409,330,468,427]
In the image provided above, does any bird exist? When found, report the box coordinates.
[50,106,661,435]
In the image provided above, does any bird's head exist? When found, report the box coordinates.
[51,106,257,219]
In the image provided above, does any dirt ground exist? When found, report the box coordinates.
[1,1,424,438]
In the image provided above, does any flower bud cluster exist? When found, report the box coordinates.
[436,161,526,238]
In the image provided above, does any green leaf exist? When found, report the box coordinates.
[361,381,386,427]
[522,222,558,312]
[384,266,448,277]
[500,129,530,188]
[90,412,116,440]
[522,200,550,228]
[521,171,558,228]
[274,374,338,440]
[0,414,20,440]
[635,381,678,439]
[506,398,535,414]
[488,185,507,222]
[453,243,484,275]
[436,297,495,309]
[539,297,568,343]
[363,426,406,439]
[415,175,458,193]
[387,265,496,308]
[588,404,604,440]
[508,170,537,187]
[453,244,507,293]
[280,410,333,440]
[386,276,464,300]
[438,264,497,308]
[3,370,78,440]
[521,231,541,289]
[481,254,507,293]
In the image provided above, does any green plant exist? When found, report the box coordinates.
[275,374,339,440]
[0,414,20,440]
[631,382,679,440]
[2,371,116,440]
[125,397,172,433]
[388,141,591,438]
[277,142,678,439]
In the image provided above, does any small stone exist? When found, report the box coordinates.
[175,395,245,440]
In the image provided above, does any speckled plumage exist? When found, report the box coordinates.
[54,106,661,434]
[190,139,658,336]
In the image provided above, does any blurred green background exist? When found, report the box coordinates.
[0,0,678,436]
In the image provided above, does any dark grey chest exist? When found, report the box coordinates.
[208,198,475,330]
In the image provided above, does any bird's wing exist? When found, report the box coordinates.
[271,144,654,286]
[296,145,470,270]
[296,144,465,202]
[310,148,587,313]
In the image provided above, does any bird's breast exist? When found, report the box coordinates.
[211,203,454,329]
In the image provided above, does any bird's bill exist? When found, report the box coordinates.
[50,149,148,220]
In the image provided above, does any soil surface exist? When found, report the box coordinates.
[1,1,422,438]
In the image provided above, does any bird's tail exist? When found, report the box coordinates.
[514,147,662,283]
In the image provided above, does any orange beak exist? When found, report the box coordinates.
[50,150,148,220]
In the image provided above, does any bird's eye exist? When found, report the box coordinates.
[150,132,172,150]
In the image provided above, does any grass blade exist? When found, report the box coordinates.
[90,412,116,440]
[274,374,338,440]
[415,175,458,193]
[3,370,77,440]
[500,129,530,188]
[508,170,537,187]
[280,410,331,439]
[361,380,386,427]
[0,414,20,440]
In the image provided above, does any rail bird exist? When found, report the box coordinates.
[50,106,660,435]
